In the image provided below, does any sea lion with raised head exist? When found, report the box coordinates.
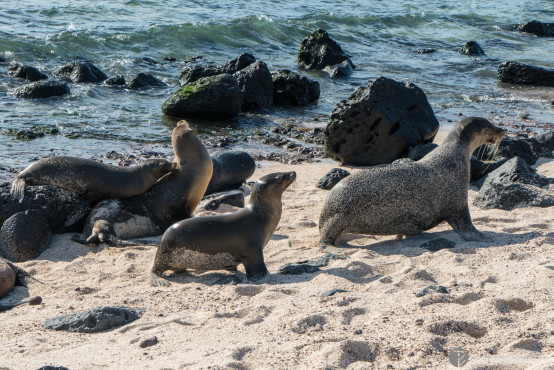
[150,171,296,286]
[11,156,176,203]
[74,120,213,247]
[319,117,505,249]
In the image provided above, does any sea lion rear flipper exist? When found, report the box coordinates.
[1,258,44,286]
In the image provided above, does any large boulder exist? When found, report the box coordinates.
[0,183,91,234]
[473,157,554,210]
[162,74,243,119]
[516,21,554,37]
[128,73,166,90]
[459,41,486,56]
[10,80,70,99]
[0,210,51,262]
[234,61,273,111]
[53,61,108,83]
[272,70,320,106]
[498,61,554,87]
[179,53,256,86]
[8,62,47,82]
[298,29,355,72]
[324,77,439,166]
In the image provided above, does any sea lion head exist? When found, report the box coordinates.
[140,159,177,178]
[171,120,212,168]
[448,117,505,153]
[252,171,297,199]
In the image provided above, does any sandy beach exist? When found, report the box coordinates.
[0,132,553,369]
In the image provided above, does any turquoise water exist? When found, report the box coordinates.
[0,0,553,176]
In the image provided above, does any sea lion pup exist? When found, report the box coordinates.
[11,156,176,203]
[149,171,296,286]
[319,117,505,249]
[74,120,213,247]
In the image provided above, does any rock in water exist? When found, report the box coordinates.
[10,80,70,99]
[516,20,554,37]
[44,306,142,333]
[53,61,108,83]
[324,77,439,166]
[128,73,166,89]
[498,61,554,87]
[104,75,126,86]
[162,74,243,119]
[316,168,351,190]
[179,53,256,85]
[8,62,48,82]
[324,60,354,78]
[459,41,486,56]
[298,29,355,72]
[271,70,320,107]
[234,61,273,111]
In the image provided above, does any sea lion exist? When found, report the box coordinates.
[319,117,505,249]
[0,257,39,298]
[149,171,296,286]
[11,156,176,203]
[74,120,213,247]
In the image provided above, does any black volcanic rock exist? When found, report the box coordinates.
[8,62,47,82]
[516,20,554,37]
[324,77,439,166]
[298,29,355,73]
[10,80,70,99]
[271,70,319,106]
[128,73,166,90]
[459,41,486,56]
[179,53,256,86]
[162,74,243,119]
[498,61,554,87]
[53,61,108,83]
[234,61,273,111]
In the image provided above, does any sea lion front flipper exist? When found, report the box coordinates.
[243,249,269,281]
[448,208,490,242]
[149,271,172,287]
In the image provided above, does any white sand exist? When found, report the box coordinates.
[0,144,553,369]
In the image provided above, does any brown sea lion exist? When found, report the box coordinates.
[150,171,296,286]
[73,120,213,247]
[319,117,505,249]
[11,156,176,203]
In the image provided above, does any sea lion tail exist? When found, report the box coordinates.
[149,271,171,287]
[10,178,25,203]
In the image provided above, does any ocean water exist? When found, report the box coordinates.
[0,0,553,177]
